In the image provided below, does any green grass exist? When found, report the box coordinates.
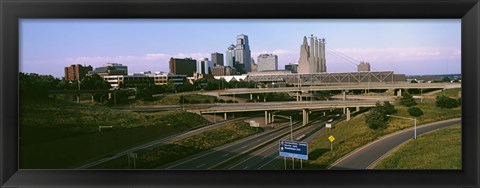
[91,121,263,169]
[435,88,461,99]
[20,99,209,168]
[375,124,461,169]
[134,93,218,105]
[305,102,461,168]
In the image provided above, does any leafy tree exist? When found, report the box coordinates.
[410,79,418,83]
[436,95,459,108]
[365,102,388,130]
[165,80,176,93]
[80,74,110,90]
[204,80,220,91]
[382,101,397,115]
[108,89,132,105]
[399,92,416,107]
[19,72,62,99]
[193,78,208,90]
[137,86,154,101]
[441,77,451,83]
[79,74,111,102]
[176,81,195,92]
[408,106,424,117]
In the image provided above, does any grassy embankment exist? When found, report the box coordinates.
[304,102,461,168]
[20,99,209,169]
[92,122,263,169]
[374,124,461,169]
[435,88,461,98]
[419,88,461,100]
[134,94,218,106]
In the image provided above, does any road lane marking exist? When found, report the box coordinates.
[229,124,322,169]
[258,156,280,169]
[328,118,461,169]
[243,166,249,169]
[197,164,205,168]
[211,121,312,169]
[165,122,292,169]
[222,153,230,157]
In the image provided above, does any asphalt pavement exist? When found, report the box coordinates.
[329,118,461,169]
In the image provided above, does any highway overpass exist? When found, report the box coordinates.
[216,83,461,97]
[199,100,390,126]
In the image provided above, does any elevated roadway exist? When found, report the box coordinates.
[216,83,460,96]
[199,100,389,126]
[200,100,387,114]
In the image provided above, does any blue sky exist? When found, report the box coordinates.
[20,19,461,78]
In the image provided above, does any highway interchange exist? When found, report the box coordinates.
[77,83,461,170]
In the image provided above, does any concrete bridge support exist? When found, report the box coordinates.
[302,109,309,126]
[343,90,347,100]
[265,111,268,125]
[268,112,272,124]
[356,106,360,112]
[224,112,227,120]
[346,108,351,121]
[250,93,253,100]
[397,89,402,97]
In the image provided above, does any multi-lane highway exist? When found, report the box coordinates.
[222,117,334,170]
[160,114,338,169]
[76,117,249,169]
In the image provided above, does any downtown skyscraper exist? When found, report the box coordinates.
[234,34,252,73]
[298,35,326,74]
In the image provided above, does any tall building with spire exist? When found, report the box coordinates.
[298,35,326,74]
[234,34,252,73]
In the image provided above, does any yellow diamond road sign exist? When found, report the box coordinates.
[328,135,335,142]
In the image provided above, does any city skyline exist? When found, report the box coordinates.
[20,19,461,78]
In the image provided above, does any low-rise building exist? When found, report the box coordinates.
[88,63,128,77]
[103,71,186,88]
[64,64,93,81]
[212,65,235,76]
[285,63,298,73]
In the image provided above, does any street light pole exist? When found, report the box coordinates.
[387,114,417,139]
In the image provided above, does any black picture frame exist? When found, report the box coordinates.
[1,0,479,187]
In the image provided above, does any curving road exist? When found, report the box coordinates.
[329,118,461,170]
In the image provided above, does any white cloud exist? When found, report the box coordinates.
[328,47,460,62]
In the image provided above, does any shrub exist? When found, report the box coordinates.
[436,95,459,108]
[408,106,424,117]
[382,101,397,115]
[399,92,417,107]
[365,102,388,130]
